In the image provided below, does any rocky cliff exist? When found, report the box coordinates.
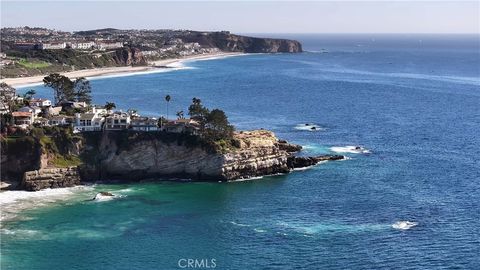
[181,32,303,53]
[80,130,305,181]
[2,129,343,191]
[113,47,147,66]
[23,167,80,191]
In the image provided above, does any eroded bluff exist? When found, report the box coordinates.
[81,130,302,181]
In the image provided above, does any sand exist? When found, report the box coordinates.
[1,52,244,88]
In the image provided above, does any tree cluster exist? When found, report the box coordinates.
[43,73,92,105]
[188,97,234,140]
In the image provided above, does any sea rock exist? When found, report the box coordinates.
[277,140,303,153]
[287,155,344,169]
[22,166,81,191]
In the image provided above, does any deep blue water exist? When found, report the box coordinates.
[3,34,480,269]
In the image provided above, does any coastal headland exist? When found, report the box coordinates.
[2,127,344,191]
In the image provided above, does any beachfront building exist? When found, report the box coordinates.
[12,111,34,126]
[69,41,95,50]
[41,42,67,50]
[96,41,123,50]
[29,98,52,107]
[74,107,106,132]
[105,112,131,130]
[130,117,159,132]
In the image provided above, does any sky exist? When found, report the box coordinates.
[0,1,479,34]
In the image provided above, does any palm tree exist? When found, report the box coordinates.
[104,102,116,111]
[176,110,184,119]
[102,102,116,131]
[165,94,171,119]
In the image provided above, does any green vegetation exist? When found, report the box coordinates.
[188,97,235,142]
[17,58,51,68]
[51,155,82,168]
[32,126,84,167]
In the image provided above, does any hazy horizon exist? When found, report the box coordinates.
[1,1,479,34]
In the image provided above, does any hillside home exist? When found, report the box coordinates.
[130,117,159,132]
[30,98,52,107]
[74,107,106,132]
[12,111,34,125]
[105,112,131,130]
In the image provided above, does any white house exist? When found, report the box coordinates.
[70,41,95,50]
[12,111,34,125]
[105,112,131,130]
[74,107,106,131]
[96,41,123,50]
[41,42,67,50]
[30,98,52,107]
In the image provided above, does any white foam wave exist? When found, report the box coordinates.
[92,193,114,202]
[392,221,418,230]
[294,123,325,131]
[330,145,370,154]
[0,185,94,221]
[230,221,251,227]
[254,228,266,233]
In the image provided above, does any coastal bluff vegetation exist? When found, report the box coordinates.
[0,27,302,78]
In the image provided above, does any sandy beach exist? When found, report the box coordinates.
[1,52,244,88]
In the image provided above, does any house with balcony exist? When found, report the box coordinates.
[73,107,106,132]
[12,111,34,126]
[105,112,131,130]
[130,117,159,132]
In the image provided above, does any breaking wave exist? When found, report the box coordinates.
[330,145,370,154]
[294,123,325,131]
[392,221,418,230]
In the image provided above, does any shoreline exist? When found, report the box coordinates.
[1,52,245,88]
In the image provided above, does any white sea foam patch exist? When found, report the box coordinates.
[292,161,328,171]
[230,221,251,227]
[330,145,371,154]
[86,65,194,81]
[294,123,325,132]
[392,221,418,230]
[277,221,388,235]
[0,186,94,221]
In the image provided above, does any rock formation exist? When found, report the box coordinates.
[22,167,81,191]
[2,129,344,191]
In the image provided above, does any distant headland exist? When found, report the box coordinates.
[0,27,303,85]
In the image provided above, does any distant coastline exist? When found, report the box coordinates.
[1,52,244,88]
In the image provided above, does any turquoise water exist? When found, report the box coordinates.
[3,34,480,269]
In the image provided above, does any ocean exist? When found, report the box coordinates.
[2,34,479,269]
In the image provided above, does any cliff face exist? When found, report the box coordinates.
[23,167,80,191]
[2,129,343,191]
[0,137,42,185]
[113,47,147,66]
[81,130,295,181]
[181,33,303,53]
